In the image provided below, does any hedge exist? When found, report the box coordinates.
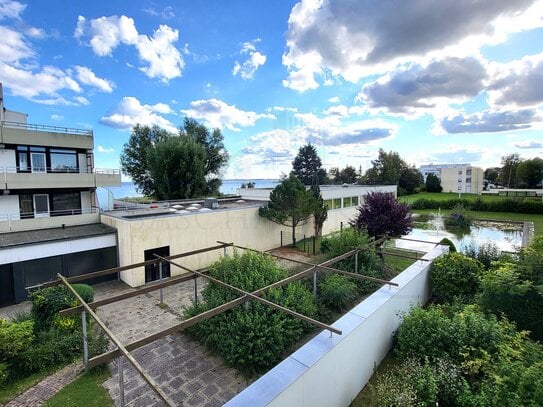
[411,197,543,214]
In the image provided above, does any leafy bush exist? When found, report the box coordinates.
[464,241,502,269]
[318,274,357,311]
[395,304,543,405]
[438,237,456,252]
[30,284,94,333]
[444,203,473,228]
[0,362,7,386]
[411,197,543,214]
[185,251,317,375]
[0,319,34,359]
[431,252,484,302]
[479,263,543,341]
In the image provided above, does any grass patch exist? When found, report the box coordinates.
[0,367,58,405]
[400,191,538,204]
[413,208,543,236]
[382,248,419,272]
[44,367,112,407]
[350,352,400,406]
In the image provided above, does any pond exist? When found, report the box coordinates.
[395,213,524,253]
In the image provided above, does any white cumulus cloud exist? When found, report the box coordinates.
[75,14,184,82]
[100,96,177,132]
[0,0,25,20]
[232,39,267,80]
[74,66,114,93]
[283,0,543,91]
[180,98,274,131]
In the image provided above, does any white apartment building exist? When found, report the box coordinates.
[419,163,484,194]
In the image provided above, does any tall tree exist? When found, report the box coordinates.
[499,153,521,188]
[147,137,207,200]
[350,192,413,238]
[425,173,443,193]
[484,167,500,184]
[180,118,229,195]
[120,125,170,195]
[399,166,423,194]
[259,175,315,245]
[291,144,327,185]
[330,165,358,184]
[364,149,421,194]
[310,184,328,237]
[516,157,543,188]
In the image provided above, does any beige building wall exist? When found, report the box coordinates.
[101,205,361,287]
[440,166,484,194]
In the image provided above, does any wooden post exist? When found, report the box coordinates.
[118,356,125,407]
[354,250,359,274]
[159,262,163,304]
[194,278,198,304]
[312,267,317,297]
[280,230,283,247]
[313,235,316,255]
[82,310,89,372]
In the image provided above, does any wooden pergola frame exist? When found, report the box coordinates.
[54,239,400,406]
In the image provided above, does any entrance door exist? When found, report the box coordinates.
[0,264,15,306]
[33,194,50,218]
[144,246,171,282]
[31,152,46,173]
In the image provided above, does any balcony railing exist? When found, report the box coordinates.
[0,207,100,222]
[0,166,120,175]
[0,208,101,233]
[1,120,93,136]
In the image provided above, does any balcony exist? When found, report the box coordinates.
[0,208,100,233]
[1,166,121,189]
[0,121,93,150]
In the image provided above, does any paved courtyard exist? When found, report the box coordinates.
[95,278,252,406]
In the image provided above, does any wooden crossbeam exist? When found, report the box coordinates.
[88,265,319,367]
[219,241,398,287]
[57,274,174,407]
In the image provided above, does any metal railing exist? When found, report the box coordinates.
[0,166,120,175]
[0,207,99,222]
[1,120,93,136]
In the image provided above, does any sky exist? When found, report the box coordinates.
[0,0,542,180]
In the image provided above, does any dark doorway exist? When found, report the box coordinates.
[144,246,171,283]
[0,264,15,306]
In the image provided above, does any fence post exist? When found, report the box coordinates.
[82,310,89,372]
[118,356,125,407]
[313,267,317,298]
[280,230,283,247]
[303,234,306,252]
[224,245,227,257]
[159,262,164,304]
[340,221,343,232]
[355,250,359,274]
[313,235,316,255]
[194,277,198,305]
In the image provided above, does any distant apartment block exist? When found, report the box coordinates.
[419,163,484,194]
[0,84,121,305]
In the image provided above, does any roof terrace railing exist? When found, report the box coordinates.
[1,120,93,137]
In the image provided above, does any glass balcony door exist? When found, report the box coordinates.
[33,194,50,218]
[30,152,46,173]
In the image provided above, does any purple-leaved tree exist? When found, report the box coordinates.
[350,192,413,238]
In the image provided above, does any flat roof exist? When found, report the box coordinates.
[0,223,117,248]
[103,198,264,221]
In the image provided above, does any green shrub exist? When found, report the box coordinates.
[0,319,34,360]
[438,237,456,252]
[444,203,473,228]
[185,251,317,375]
[479,263,543,341]
[0,362,7,386]
[411,197,543,214]
[464,241,502,269]
[30,284,94,333]
[321,228,385,296]
[318,274,357,311]
[431,252,484,302]
[395,304,543,405]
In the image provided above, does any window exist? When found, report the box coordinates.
[352,196,359,206]
[50,149,78,172]
[33,194,49,217]
[18,152,28,171]
[323,199,333,209]
[333,198,342,209]
[466,177,471,183]
[466,169,472,176]
[343,197,352,207]
[19,194,33,219]
[144,246,171,282]
[51,192,81,216]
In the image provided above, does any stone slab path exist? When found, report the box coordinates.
[3,362,82,407]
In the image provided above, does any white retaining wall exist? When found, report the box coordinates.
[225,244,449,407]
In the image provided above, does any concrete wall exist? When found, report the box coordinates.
[0,127,93,150]
[225,244,448,407]
[101,204,362,287]
[0,195,19,219]
[0,212,100,233]
[0,149,16,170]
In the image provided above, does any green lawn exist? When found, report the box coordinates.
[44,367,113,407]
[0,367,59,405]
[400,191,539,204]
